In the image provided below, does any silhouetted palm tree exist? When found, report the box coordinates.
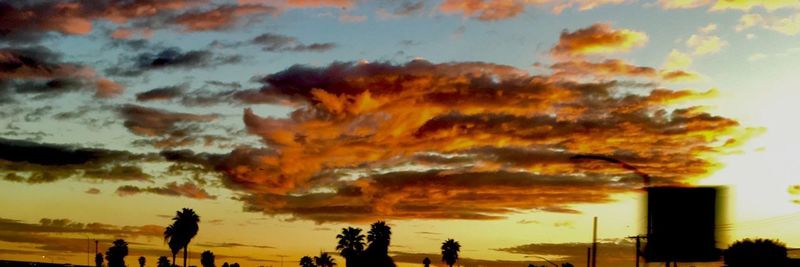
[177,209,200,267]
[314,252,336,267]
[164,208,200,267]
[422,257,431,267]
[724,238,787,267]
[157,256,171,267]
[200,251,215,267]
[139,256,146,267]
[336,227,365,267]
[299,256,316,267]
[105,239,129,267]
[367,221,392,253]
[364,221,395,267]
[441,239,460,267]
[95,253,103,267]
[164,225,182,267]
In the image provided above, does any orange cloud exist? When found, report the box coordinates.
[551,23,648,57]
[172,4,278,32]
[162,57,749,223]
[439,0,526,21]
[0,1,198,41]
[239,0,356,8]
[110,27,154,39]
[548,58,699,83]
[95,79,124,98]
[549,59,656,79]
[660,70,701,82]
[438,0,627,20]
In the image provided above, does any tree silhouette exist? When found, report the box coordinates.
[105,239,129,267]
[724,238,787,267]
[367,221,391,253]
[221,263,228,267]
[364,221,395,267]
[95,253,104,267]
[201,251,215,267]
[299,256,316,267]
[336,227,365,267]
[528,264,536,267]
[230,263,240,267]
[422,257,431,267]
[314,252,336,267]
[440,239,460,267]
[164,208,200,267]
[561,263,574,267]
[157,256,171,267]
[164,225,181,267]
[139,256,146,267]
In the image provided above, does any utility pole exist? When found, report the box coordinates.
[586,248,591,267]
[627,235,646,267]
[592,217,597,267]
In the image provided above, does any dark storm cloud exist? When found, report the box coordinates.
[0,138,138,166]
[234,169,635,223]
[116,181,217,200]
[139,49,212,68]
[0,46,124,98]
[253,33,336,52]
[14,79,87,96]
[0,138,153,183]
[0,217,162,238]
[117,104,219,148]
[106,47,242,77]
[107,38,154,51]
[211,33,336,53]
[205,80,243,89]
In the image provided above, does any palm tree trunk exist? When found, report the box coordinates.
[183,244,188,267]
[172,254,176,267]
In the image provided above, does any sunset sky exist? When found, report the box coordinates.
[2,0,800,266]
